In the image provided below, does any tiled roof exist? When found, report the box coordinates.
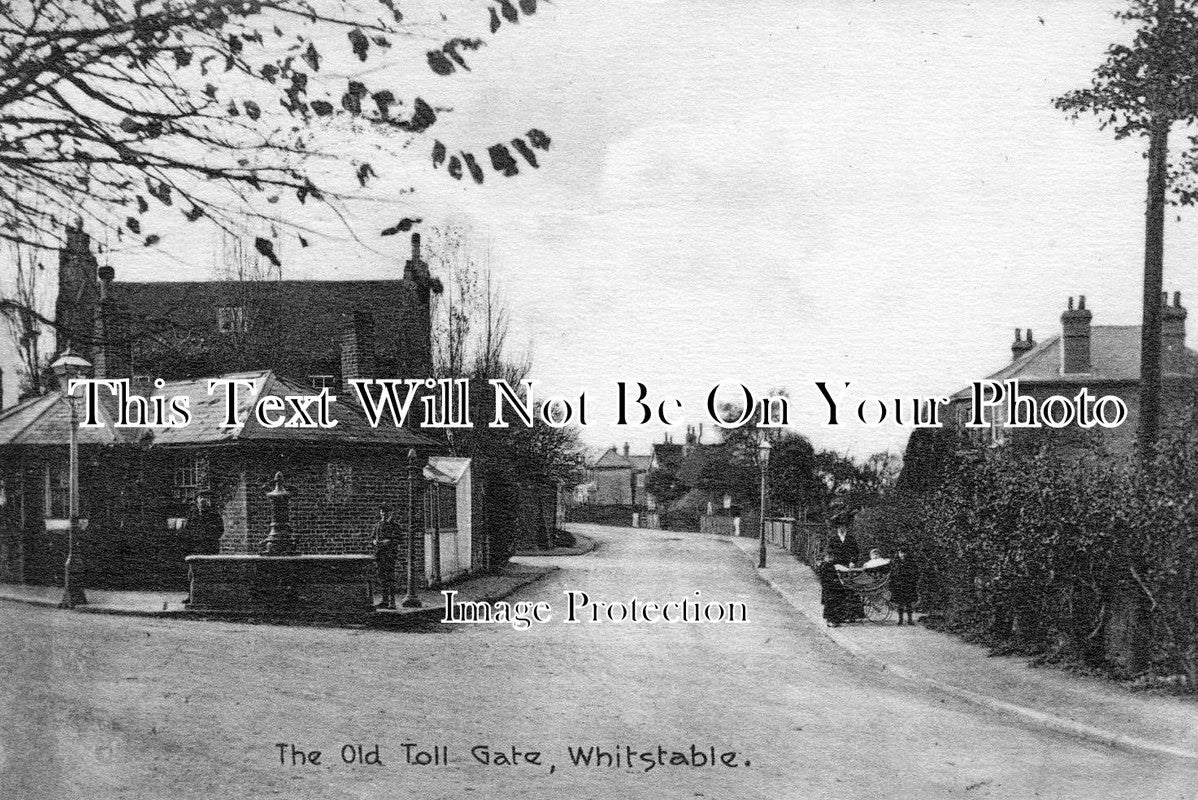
[0,391,135,446]
[0,371,438,449]
[952,325,1198,399]
[593,447,631,469]
[676,445,717,487]
[652,442,685,473]
[114,277,430,378]
[147,371,438,447]
[629,454,653,472]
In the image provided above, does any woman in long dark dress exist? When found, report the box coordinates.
[817,551,847,627]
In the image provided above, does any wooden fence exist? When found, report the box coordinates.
[762,517,829,567]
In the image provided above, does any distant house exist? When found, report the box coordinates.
[946,293,1198,454]
[587,443,651,507]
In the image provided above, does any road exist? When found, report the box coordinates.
[1,524,1195,800]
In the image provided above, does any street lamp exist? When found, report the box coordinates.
[50,348,92,608]
[757,437,772,569]
[401,448,422,608]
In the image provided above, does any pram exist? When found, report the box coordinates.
[835,558,892,622]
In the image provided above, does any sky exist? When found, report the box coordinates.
[7,0,1198,461]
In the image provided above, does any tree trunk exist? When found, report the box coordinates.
[1138,114,1169,466]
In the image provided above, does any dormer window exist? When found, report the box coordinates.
[216,306,247,334]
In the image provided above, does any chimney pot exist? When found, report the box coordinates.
[1079,295,1086,310]
[1162,288,1188,373]
[1011,326,1034,361]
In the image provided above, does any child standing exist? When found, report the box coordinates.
[890,546,919,626]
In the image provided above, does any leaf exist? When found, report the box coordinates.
[310,100,334,116]
[488,143,519,176]
[244,100,261,120]
[511,137,539,168]
[519,0,537,12]
[427,50,455,75]
[372,90,395,117]
[174,49,193,68]
[298,236,309,248]
[448,155,463,180]
[432,140,447,168]
[126,217,141,234]
[144,235,160,246]
[301,42,321,72]
[183,205,204,222]
[489,6,501,33]
[527,128,551,150]
[255,237,281,268]
[380,218,422,236]
[463,152,484,184]
[400,97,436,133]
[119,117,140,134]
[227,99,240,116]
[136,195,149,213]
[497,0,519,24]
[356,162,377,187]
[261,64,279,83]
[348,28,369,61]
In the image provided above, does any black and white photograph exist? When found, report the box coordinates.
[2,1,1198,798]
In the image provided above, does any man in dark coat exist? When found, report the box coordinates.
[183,493,223,603]
[187,493,224,555]
[890,546,919,625]
[372,507,402,609]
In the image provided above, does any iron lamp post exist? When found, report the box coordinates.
[50,348,93,608]
[757,437,772,569]
[401,449,423,608]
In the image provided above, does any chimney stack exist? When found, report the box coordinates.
[623,442,630,458]
[340,311,376,386]
[1061,295,1092,374]
[1162,290,1188,374]
[91,265,131,380]
[402,231,433,378]
[1011,327,1034,361]
[54,224,99,356]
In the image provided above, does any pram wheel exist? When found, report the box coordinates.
[862,589,892,622]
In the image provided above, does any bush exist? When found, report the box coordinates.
[911,427,1198,686]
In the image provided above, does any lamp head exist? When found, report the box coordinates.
[757,437,772,465]
[50,347,93,385]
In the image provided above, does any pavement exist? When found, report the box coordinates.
[725,533,1198,762]
[0,561,556,624]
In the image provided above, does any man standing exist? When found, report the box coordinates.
[188,493,224,555]
[183,493,223,603]
[372,507,402,610]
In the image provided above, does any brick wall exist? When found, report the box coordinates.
[229,447,429,588]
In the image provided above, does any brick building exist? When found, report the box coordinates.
[947,293,1198,454]
[0,227,508,592]
[53,224,437,386]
